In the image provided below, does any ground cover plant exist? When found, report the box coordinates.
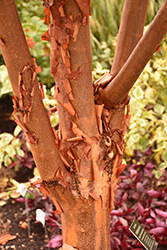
[1,0,167,249]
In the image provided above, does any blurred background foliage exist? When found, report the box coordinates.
[0,0,167,177]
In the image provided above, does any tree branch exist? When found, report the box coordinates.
[102,0,167,109]
[111,0,149,76]
[0,0,64,181]
[63,0,98,138]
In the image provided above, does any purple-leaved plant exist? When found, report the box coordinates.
[110,149,167,250]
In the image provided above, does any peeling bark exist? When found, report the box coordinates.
[1,0,167,249]
[0,0,64,181]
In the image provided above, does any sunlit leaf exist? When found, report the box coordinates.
[158,162,166,170]
[4,154,12,167]
[5,145,16,158]
[14,125,22,137]
[16,147,24,157]
[155,170,162,179]
[131,134,140,143]
[154,103,164,115]
[133,86,143,99]
[0,133,13,148]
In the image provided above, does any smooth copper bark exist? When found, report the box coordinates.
[111,0,149,76]
[109,0,149,129]
[103,0,167,109]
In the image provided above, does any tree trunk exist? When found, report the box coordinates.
[49,185,110,249]
[1,0,167,249]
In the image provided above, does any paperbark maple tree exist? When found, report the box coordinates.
[1,0,167,249]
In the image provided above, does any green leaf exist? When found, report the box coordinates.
[140,137,148,150]
[4,154,12,167]
[131,134,140,143]
[162,113,167,121]
[14,125,22,137]
[133,86,144,99]
[154,103,164,115]
[5,145,16,158]
[0,133,13,148]
[0,65,12,97]
[158,162,166,170]
[11,138,22,148]
[145,88,155,103]
[162,150,167,162]
[137,118,147,127]
[142,72,149,82]
[16,148,24,157]
[155,170,162,179]
[33,167,39,178]
[25,192,35,199]
[126,140,134,155]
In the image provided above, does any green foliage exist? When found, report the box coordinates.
[0,129,24,168]
[90,0,164,57]
[124,40,167,176]
[0,65,13,97]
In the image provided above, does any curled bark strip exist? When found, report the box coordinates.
[67,148,75,159]
[44,6,50,25]
[67,136,83,142]
[39,184,49,197]
[74,0,91,25]
[95,104,104,134]
[115,142,123,155]
[14,62,41,124]
[12,113,38,145]
[93,72,114,90]
[39,82,45,99]
[67,66,83,80]
[52,127,60,146]
[27,178,42,188]
[58,100,77,118]
[59,151,71,168]
[116,164,126,178]
[101,186,109,209]
[92,159,101,180]
[42,30,50,41]
[72,122,92,145]
[0,234,17,245]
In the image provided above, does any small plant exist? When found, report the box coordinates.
[16,185,62,249]
[110,149,167,249]
[0,128,25,169]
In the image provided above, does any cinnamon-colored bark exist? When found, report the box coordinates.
[103,0,167,109]
[46,184,110,250]
[0,0,64,181]
[111,0,149,76]
[1,0,167,249]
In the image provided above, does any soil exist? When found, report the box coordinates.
[0,198,54,250]
[0,96,56,250]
